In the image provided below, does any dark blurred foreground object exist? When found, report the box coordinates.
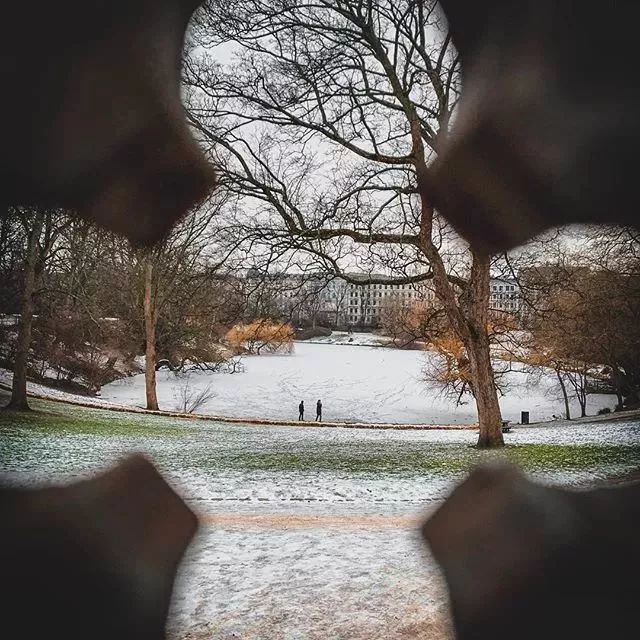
[0,0,215,246]
[1,456,197,639]
[425,1,640,634]
[431,0,640,253]
[423,464,640,640]
[0,1,206,637]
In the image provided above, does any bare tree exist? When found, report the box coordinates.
[6,209,68,410]
[1,191,250,408]
[143,255,160,410]
[173,379,216,413]
[3,217,136,398]
[519,343,591,420]
[6,211,45,409]
[512,242,640,418]
[187,0,506,445]
[136,197,243,410]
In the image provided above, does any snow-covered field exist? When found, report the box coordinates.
[100,339,617,424]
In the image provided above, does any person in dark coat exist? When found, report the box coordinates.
[316,399,323,422]
[298,400,304,421]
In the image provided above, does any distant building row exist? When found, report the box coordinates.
[245,270,521,329]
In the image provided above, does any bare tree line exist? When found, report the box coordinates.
[3,209,640,424]
[0,196,251,411]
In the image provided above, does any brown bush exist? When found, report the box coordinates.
[226,320,295,355]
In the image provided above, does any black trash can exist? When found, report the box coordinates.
[521,411,530,425]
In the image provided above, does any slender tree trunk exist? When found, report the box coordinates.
[566,370,587,417]
[572,371,587,417]
[556,370,571,419]
[8,213,45,410]
[579,390,587,417]
[144,257,159,411]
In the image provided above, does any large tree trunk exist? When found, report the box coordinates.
[8,212,45,410]
[419,236,504,446]
[463,251,504,447]
[144,258,159,411]
[466,332,504,447]
[414,120,504,446]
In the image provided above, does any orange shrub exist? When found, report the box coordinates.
[226,320,295,355]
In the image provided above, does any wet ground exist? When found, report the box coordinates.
[1,397,639,638]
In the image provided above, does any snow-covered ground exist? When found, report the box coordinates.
[2,394,639,640]
[302,331,395,346]
[100,339,617,424]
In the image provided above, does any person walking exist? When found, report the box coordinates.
[316,399,322,422]
[298,400,304,421]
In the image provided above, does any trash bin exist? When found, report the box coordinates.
[521,411,529,425]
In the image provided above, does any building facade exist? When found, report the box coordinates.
[244,270,521,329]
[489,278,521,315]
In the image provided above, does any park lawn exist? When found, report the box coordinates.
[2,395,640,640]
[1,397,639,479]
[0,396,191,437]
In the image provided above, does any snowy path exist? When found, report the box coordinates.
[171,522,450,640]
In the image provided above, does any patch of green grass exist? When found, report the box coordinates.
[0,399,191,437]
[1,398,639,478]
[208,443,640,475]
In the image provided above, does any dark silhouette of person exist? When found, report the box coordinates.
[298,400,304,421]
[316,399,322,422]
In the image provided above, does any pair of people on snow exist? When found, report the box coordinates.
[299,399,322,422]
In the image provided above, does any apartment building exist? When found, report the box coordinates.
[489,278,521,315]
[245,270,521,328]
[341,277,436,327]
